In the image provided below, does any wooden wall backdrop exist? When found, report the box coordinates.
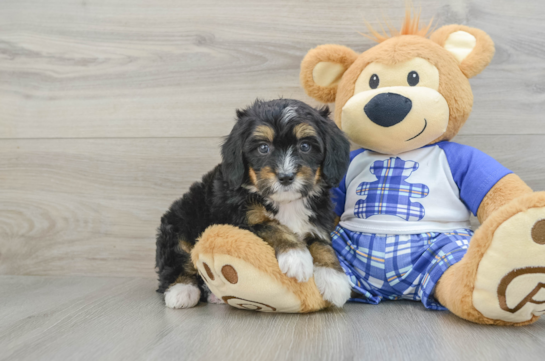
[1,0,544,279]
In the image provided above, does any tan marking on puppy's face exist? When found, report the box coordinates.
[258,166,276,180]
[248,167,258,185]
[253,125,275,143]
[254,166,277,193]
[341,57,449,155]
[314,166,321,184]
[297,165,313,177]
[294,165,317,188]
[293,123,317,139]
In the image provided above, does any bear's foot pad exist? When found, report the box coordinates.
[474,207,545,323]
[196,252,303,313]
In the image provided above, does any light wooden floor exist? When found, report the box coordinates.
[0,276,544,361]
[2,0,545,279]
[2,0,545,359]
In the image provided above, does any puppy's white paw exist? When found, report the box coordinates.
[314,266,351,308]
[277,248,314,283]
[207,292,224,304]
[164,283,200,309]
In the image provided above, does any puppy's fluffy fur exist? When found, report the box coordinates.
[155,99,351,308]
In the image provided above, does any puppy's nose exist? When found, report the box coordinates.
[278,173,295,186]
[364,92,412,127]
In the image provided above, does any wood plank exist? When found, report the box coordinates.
[0,276,543,361]
[0,275,126,330]
[0,0,544,139]
[1,135,545,277]
[0,138,222,278]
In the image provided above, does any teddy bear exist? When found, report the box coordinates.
[192,11,545,325]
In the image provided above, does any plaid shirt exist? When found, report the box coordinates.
[354,157,429,221]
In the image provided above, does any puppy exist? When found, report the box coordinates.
[155,99,351,309]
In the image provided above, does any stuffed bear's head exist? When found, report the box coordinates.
[300,13,495,155]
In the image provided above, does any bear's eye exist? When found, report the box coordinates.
[369,74,379,89]
[408,71,419,86]
[257,143,270,154]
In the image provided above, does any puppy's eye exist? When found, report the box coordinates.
[299,142,311,153]
[257,143,270,154]
[369,74,379,89]
[408,71,419,86]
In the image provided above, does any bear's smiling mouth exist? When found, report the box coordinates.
[406,119,427,141]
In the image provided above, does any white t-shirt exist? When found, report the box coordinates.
[332,142,511,235]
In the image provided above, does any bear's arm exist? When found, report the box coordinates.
[477,173,532,223]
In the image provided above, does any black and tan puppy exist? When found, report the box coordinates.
[156,99,351,309]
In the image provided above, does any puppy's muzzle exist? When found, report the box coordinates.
[364,92,413,127]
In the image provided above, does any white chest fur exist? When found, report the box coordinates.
[273,198,322,240]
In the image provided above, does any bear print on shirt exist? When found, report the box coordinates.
[354,157,429,221]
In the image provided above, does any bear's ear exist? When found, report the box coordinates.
[300,44,358,103]
[430,25,495,79]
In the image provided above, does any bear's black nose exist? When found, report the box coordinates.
[364,93,412,127]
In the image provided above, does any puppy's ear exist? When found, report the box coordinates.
[300,45,358,103]
[236,108,247,119]
[221,118,246,189]
[320,113,350,187]
[318,105,331,119]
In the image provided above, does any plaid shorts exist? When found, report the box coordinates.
[331,226,473,310]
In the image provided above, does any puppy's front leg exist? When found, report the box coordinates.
[252,222,314,283]
[307,237,351,307]
[247,206,313,282]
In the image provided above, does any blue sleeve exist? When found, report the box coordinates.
[437,142,512,216]
[331,148,366,217]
